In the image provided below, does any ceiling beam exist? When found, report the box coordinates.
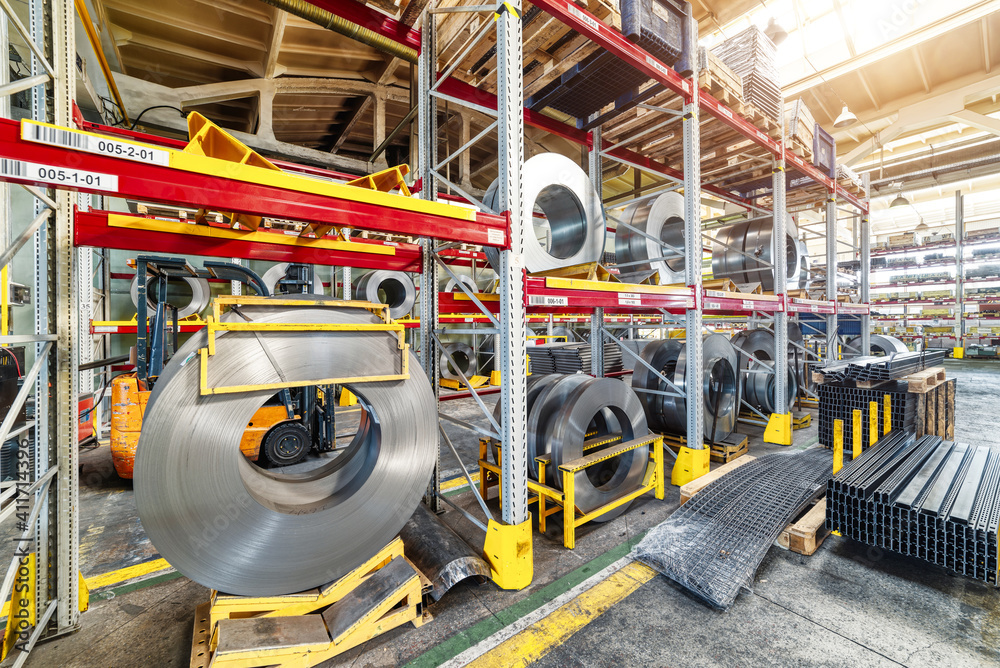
[858,71,880,110]
[101,0,268,51]
[947,109,1000,137]
[264,9,288,79]
[785,1,997,97]
[117,31,264,77]
[984,20,993,75]
[330,95,373,153]
[913,48,931,94]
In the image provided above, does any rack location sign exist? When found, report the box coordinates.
[21,120,170,166]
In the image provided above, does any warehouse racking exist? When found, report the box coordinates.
[0,0,874,639]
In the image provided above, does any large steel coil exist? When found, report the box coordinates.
[711,217,802,291]
[355,270,416,319]
[261,263,325,296]
[550,325,578,343]
[614,191,686,284]
[444,275,478,293]
[731,328,797,414]
[631,335,739,443]
[491,373,560,476]
[134,300,437,596]
[130,274,211,320]
[440,342,475,380]
[547,377,648,520]
[483,153,605,273]
[842,334,908,358]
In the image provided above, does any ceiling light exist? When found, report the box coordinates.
[764,17,788,46]
[834,105,858,129]
[890,194,910,208]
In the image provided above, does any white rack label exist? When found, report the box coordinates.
[21,121,169,166]
[487,228,505,246]
[706,301,721,310]
[567,3,600,32]
[619,293,641,306]
[0,159,118,191]
[529,295,568,307]
[742,299,756,309]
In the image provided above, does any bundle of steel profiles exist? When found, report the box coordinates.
[827,431,1000,584]
[815,349,946,383]
[633,449,831,608]
[817,382,915,451]
[528,343,623,375]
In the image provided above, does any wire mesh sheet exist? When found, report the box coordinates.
[633,449,831,609]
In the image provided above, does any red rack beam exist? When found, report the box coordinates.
[305,0,422,53]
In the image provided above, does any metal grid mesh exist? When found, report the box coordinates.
[633,449,831,608]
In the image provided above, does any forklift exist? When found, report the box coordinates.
[110,256,339,478]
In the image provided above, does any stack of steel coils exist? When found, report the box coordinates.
[493,374,649,521]
[134,300,437,596]
[730,328,798,415]
[614,191,687,284]
[355,270,416,319]
[631,334,739,443]
[711,217,802,291]
[484,153,605,274]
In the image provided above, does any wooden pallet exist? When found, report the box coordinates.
[914,378,956,440]
[663,432,749,464]
[903,366,946,393]
[776,497,830,556]
[679,455,755,504]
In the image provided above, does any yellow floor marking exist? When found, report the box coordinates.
[83,557,173,590]
[441,472,480,492]
[465,561,655,668]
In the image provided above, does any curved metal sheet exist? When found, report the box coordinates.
[398,503,490,602]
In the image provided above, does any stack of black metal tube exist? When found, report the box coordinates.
[817,382,915,451]
[827,432,1000,584]
[815,349,946,383]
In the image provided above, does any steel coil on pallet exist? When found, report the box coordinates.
[614,191,686,284]
[483,153,605,273]
[134,300,437,596]
[261,263,325,296]
[631,335,739,443]
[440,342,476,380]
[842,334,909,358]
[130,274,211,319]
[355,270,416,319]
[731,328,798,414]
[711,217,802,291]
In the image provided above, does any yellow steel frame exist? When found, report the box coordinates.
[191,538,427,668]
[198,297,409,396]
[477,435,664,549]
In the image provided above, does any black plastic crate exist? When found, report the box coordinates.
[813,123,836,179]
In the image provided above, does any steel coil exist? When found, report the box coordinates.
[491,373,560,475]
[631,335,739,442]
[731,328,797,414]
[548,377,648,520]
[130,274,211,320]
[261,263,325,296]
[483,153,605,273]
[355,270,416,320]
[711,217,802,291]
[843,334,909,358]
[134,300,437,596]
[440,342,475,380]
[614,191,686,284]
[550,325,578,343]
[443,275,478,293]
[527,374,592,483]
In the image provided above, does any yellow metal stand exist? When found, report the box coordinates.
[190,538,429,668]
[671,445,710,486]
[439,375,489,390]
[478,435,665,550]
[489,370,502,386]
[338,388,358,407]
[764,413,793,445]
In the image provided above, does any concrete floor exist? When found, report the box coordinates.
[23,359,1000,667]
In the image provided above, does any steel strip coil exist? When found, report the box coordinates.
[134,300,436,596]
[483,153,605,273]
[355,270,416,320]
[528,374,592,483]
[440,342,475,380]
[130,274,211,320]
[710,217,802,291]
[548,377,648,520]
[261,263,325,296]
[444,275,478,293]
[614,191,686,284]
[491,373,560,476]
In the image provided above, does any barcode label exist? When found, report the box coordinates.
[742,299,756,309]
[567,2,601,32]
[487,228,505,246]
[529,295,568,307]
[21,120,169,166]
[0,159,118,191]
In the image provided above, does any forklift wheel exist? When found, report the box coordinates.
[260,421,311,467]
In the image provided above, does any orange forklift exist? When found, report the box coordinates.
[110,257,338,478]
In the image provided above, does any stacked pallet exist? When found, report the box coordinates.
[698,46,743,109]
[784,99,814,160]
[712,26,781,122]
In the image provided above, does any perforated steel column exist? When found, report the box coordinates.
[589,128,604,377]
[773,158,788,414]
[860,211,871,354]
[682,19,703,449]
[497,0,527,525]
[955,191,965,343]
[825,197,838,363]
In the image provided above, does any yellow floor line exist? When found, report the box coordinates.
[84,557,173,590]
[465,561,655,668]
[441,472,480,492]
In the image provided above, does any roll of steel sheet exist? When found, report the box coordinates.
[843,334,909,358]
[711,217,802,291]
[130,274,211,320]
[261,263,325,296]
[443,275,478,293]
[528,374,592,483]
[440,342,475,380]
[355,270,416,320]
[731,328,797,414]
[483,153,605,273]
[614,191,686,284]
[550,325,577,343]
[742,361,798,415]
[631,336,739,443]
[491,373,560,474]
[134,300,437,596]
[548,377,649,520]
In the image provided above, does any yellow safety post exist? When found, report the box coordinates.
[671,446,710,486]
[2,553,34,659]
[869,401,878,447]
[953,347,965,359]
[490,370,501,386]
[0,264,7,337]
[883,394,892,436]
[764,412,793,445]
[852,409,862,460]
[339,387,358,406]
[833,419,844,475]
[483,517,532,590]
